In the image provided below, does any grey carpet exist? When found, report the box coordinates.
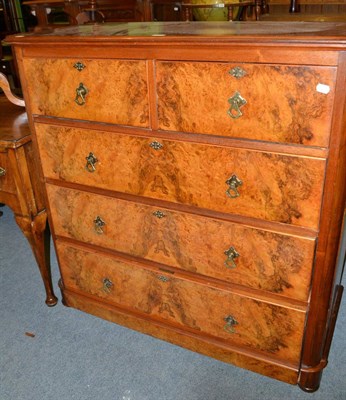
[1,206,345,400]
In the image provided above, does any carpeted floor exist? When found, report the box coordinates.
[0,206,345,400]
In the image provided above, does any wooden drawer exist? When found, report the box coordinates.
[0,151,17,194]
[22,58,149,127]
[57,241,306,364]
[47,184,316,302]
[156,62,336,147]
[36,123,326,229]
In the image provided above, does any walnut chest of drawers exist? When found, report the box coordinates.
[8,21,346,392]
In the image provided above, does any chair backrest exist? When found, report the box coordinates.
[0,72,25,106]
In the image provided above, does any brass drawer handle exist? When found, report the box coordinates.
[225,175,242,198]
[150,141,163,150]
[85,152,98,172]
[75,82,88,106]
[224,246,239,269]
[102,278,113,293]
[229,66,246,79]
[94,216,105,234]
[153,210,166,219]
[228,91,247,119]
[73,61,86,72]
[224,315,238,334]
[0,167,6,177]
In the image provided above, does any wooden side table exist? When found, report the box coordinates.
[0,74,57,306]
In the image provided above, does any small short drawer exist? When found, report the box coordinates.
[36,123,326,229]
[0,151,16,195]
[47,184,316,302]
[22,58,149,128]
[57,241,306,365]
[156,61,336,147]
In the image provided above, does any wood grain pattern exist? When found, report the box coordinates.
[57,241,306,364]
[22,58,149,127]
[63,287,300,384]
[47,184,316,301]
[35,124,326,229]
[156,62,336,146]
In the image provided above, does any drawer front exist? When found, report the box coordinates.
[0,151,16,194]
[36,124,326,229]
[47,184,315,301]
[156,62,336,147]
[22,58,149,127]
[57,241,306,364]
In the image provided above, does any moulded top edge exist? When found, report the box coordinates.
[6,21,346,45]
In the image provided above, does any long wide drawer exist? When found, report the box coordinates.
[57,241,307,364]
[156,61,336,147]
[47,184,315,302]
[22,58,149,127]
[36,123,326,229]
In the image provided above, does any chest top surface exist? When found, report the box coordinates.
[7,21,346,44]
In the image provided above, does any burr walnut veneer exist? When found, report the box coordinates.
[8,21,346,392]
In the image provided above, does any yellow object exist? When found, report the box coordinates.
[191,1,237,21]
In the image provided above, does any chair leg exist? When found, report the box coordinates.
[183,6,192,21]
[227,6,234,21]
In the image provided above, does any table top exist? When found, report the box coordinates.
[0,96,30,148]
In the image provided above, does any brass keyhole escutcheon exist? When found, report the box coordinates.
[94,216,106,235]
[85,152,98,173]
[149,141,163,151]
[0,167,6,177]
[229,66,247,79]
[224,246,239,269]
[102,278,113,293]
[225,175,242,198]
[227,91,247,119]
[75,82,88,106]
[224,315,238,334]
[157,275,170,283]
[153,210,166,219]
[73,61,86,72]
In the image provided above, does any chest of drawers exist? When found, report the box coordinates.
[8,21,346,392]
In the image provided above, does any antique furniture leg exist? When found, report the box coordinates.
[15,213,57,306]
